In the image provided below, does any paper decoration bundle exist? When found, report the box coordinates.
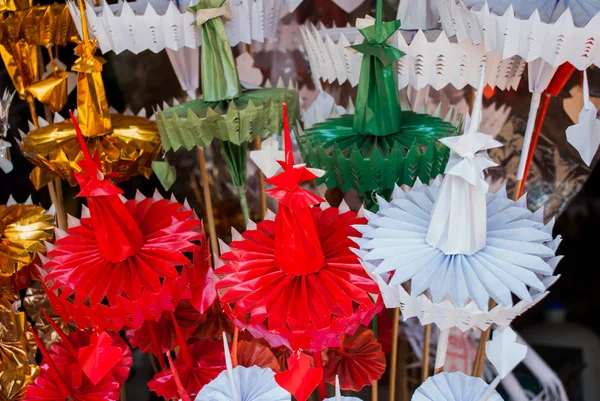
[154,0,299,224]
[297,1,462,207]
[19,0,161,190]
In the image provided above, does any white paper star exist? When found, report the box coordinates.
[250,137,285,178]
[566,71,600,166]
[485,327,527,378]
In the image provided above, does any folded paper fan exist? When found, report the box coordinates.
[216,104,381,352]
[355,71,561,315]
[323,327,386,392]
[236,339,281,372]
[0,196,54,302]
[412,372,502,401]
[436,0,600,70]
[38,112,202,332]
[296,5,463,207]
[194,333,290,401]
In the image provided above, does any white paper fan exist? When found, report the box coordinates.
[412,372,502,401]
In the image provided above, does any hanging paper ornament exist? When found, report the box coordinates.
[155,0,299,225]
[19,0,161,190]
[323,327,386,392]
[566,70,600,166]
[216,104,381,353]
[38,112,203,332]
[195,333,290,401]
[297,1,462,208]
[412,372,502,401]
[236,340,281,373]
[192,302,235,340]
[274,352,322,401]
[0,196,54,302]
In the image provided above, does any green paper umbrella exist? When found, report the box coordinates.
[154,0,299,224]
[296,0,461,209]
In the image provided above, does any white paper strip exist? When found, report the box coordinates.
[69,0,283,55]
[301,23,526,91]
[566,70,600,166]
[435,0,600,69]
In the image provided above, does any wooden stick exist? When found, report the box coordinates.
[231,327,239,367]
[120,383,127,401]
[468,86,477,114]
[254,137,267,219]
[471,301,497,377]
[389,308,400,401]
[371,380,378,401]
[421,324,431,382]
[197,148,218,257]
[399,335,408,401]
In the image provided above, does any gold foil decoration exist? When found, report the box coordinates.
[23,282,76,350]
[0,0,31,13]
[20,0,161,189]
[0,202,54,301]
[29,66,68,113]
[0,303,39,401]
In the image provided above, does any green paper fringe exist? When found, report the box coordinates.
[156,88,299,151]
[296,113,462,196]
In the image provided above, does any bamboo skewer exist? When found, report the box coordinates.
[196,147,219,257]
[389,308,400,401]
[254,137,267,219]
[421,324,431,382]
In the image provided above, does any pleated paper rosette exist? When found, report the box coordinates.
[215,105,381,353]
[412,372,502,401]
[296,4,462,206]
[353,70,562,333]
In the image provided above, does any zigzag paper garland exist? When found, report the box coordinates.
[435,0,600,69]
[68,0,283,54]
[301,23,526,90]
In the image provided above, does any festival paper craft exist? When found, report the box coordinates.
[166,47,200,100]
[300,22,526,91]
[155,0,299,223]
[297,2,463,207]
[25,329,121,401]
[324,376,363,401]
[436,0,600,70]
[38,112,203,332]
[355,70,561,313]
[332,0,365,14]
[411,372,502,401]
[195,333,290,401]
[236,339,281,372]
[216,104,381,352]
[566,70,600,166]
[0,196,54,302]
[19,1,161,190]
[301,84,348,130]
[323,327,386,391]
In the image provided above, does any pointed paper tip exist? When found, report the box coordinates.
[165,352,192,401]
[335,375,342,401]
[30,327,72,396]
[169,310,193,368]
[70,110,93,162]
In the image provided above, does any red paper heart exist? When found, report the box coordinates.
[275,352,323,401]
[78,331,124,385]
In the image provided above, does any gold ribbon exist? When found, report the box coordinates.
[193,2,232,28]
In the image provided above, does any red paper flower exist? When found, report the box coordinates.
[217,105,381,352]
[39,112,203,332]
[25,329,122,401]
[147,339,226,399]
[323,327,386,391]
